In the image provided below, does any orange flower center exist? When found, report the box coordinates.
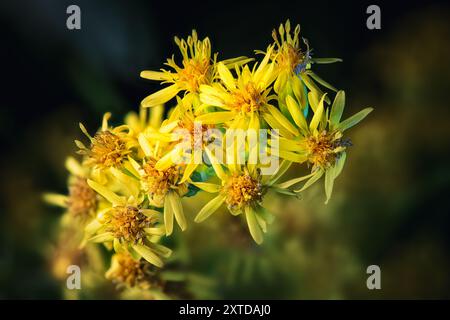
[222,173,262,213]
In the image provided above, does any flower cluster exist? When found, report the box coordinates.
[45,20,372,293]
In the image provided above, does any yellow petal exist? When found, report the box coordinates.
[285,95,308,133]
[277,137,306,152]
[140,70,169,81]
[204,147,227,181]
[217,62,236,90]
[88,232,114,243]
[196,111,235,125]
[65,157,85,177]
[42,193,68,207]
[245,206,263,244]
[102,112,111,131]
[190,181,221,193]
[87,179,126,206]
[141,84,180,108]
[144,227,165,236]
[167,191,186,231]
[150,104,164,128]
[147,242,172,258]
[279,150,308,163]
[309,94,326,131]
[262,113,293,138]
[266,104,299,136]
[155,148,181,171]
[138,133,153,157]
[179,162,198,183]
[194,195,226,223]
[254,46,273,83]
[132,244,164,268]
[110,167,140,199]
[163,195,174,236]
[124,158,140,178]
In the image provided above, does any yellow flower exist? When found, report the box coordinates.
[128,154,189,236]
[140,30,251,108]
[83,176,171,268]
[106,252,160,290]
[76,113,136,171]
[197,51,293,131]
[191,148,294,244]
[262,20,342,110]
[151,96,216,184]
[275,91,373,203]
[44,157,98,222]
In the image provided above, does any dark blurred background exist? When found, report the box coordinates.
[1,0,450,299]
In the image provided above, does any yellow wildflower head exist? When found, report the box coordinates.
[77,113,132,169]
[141,158,184,206]
[140,30,215,107]
[67,176,97,219]
[105,205,154,244]
[197,54,279,129]
[304,131,351,170]
[272,20,310,74]
[106,253,158,290]
[171,30,213,93]
[88,131,129,168]
[229,81,267,113]
[222,171,263,214]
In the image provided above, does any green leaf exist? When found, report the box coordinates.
[334,152,347,179]
[336,108,373,132]
[311,58,343,64]
[307,71,338,92]
[194,195,226,223]
[330,90,345,128]
[324,169,335,204]
[324,152,347,204]
[256,206,275,224]
[294,169,324,192]
[275,171,316,189]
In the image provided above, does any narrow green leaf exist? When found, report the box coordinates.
[334,152,347,179]
[307,71,338,92]
[330,90,345,128]
[194,195,226,223]
[311,58,343,64]
[324,169,335,204]
[337,108,373,132]
[294,169,324,192]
